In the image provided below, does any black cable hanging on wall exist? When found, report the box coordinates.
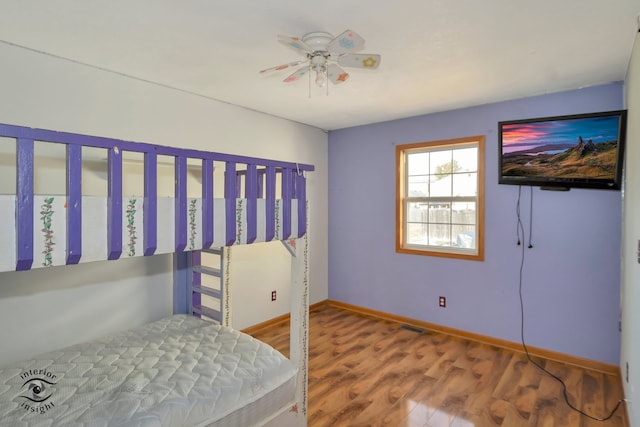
[527,188,533,249]
[516,186,534,248]
[515,186,625,422]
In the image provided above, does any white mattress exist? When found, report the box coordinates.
[0,315,297,426]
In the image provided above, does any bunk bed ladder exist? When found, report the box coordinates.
[187,248,227,325]
[190,248,225,323]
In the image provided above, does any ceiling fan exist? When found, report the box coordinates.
[259,29,381,88]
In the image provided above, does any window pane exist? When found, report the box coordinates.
[428,202,450,223]
[429,174,451,197]
[452,202,476,225]
[428,223,451,247]
[452,224,476,249]
[408,176,429,197]
[407,202,428,222]
[430,150,453,180]
[408,152,429,175]
[453,147,477,172]
[406,222,428,245]
[452,172,477,196]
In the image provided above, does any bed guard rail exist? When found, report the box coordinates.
[0,124,314,271]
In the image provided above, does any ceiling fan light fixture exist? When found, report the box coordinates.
[310,54,328,88]
[314,68,327,88]
[261,29,381,94]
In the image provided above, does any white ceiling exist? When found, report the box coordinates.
[1,1,639,131]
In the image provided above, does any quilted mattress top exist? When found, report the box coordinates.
[0,315,296,426]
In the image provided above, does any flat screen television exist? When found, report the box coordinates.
[498,110,627,190]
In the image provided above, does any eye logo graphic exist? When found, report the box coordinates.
[21,378,55,403]
[17,369,58,415]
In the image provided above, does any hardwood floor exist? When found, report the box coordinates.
[250,304,628,427]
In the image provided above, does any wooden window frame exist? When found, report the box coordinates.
[396,135,485,261]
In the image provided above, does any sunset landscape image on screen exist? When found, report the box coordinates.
[501,115,620,180]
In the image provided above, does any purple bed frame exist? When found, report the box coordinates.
[0,123,314,272]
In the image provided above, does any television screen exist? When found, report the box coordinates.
[498,110,627,190]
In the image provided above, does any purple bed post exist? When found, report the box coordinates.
[66,144,82,264]
[16,138,34,271]
[202,159,214,249]
[245,163,257,244]
[281,167,292,240]
[143,151,158,256]
[265,166,276,241]
[175,156,188,252]
[107,147,122,260]
[296,172,307,237]
[224,161,237,246]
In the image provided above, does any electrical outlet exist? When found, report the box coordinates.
[271,290,277,301]
[439,296,446,308]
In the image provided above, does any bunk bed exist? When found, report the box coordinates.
[0,124,313,426]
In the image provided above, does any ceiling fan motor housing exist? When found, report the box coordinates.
[301,32,333,53]
[310,53,328,73]
[303,32,333,73]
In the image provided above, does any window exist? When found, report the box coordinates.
[396,136,484,260]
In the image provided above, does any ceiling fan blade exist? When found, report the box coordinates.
[278,35,313,55]
[283,66,309,83]
[259,60,307,74]
[338,53,381,70]
[328,29,365,55]
[328,64,349,84]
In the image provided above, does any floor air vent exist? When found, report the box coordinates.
[400,324,425,334]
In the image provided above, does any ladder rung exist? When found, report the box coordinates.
[192,285,221,299]
[193,266,221,276]
[192,305,221,321]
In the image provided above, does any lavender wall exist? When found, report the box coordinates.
[328,83,623,364]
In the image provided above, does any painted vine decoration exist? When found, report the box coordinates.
[188,199,197,250]
[235,199,243,244]
[275,199,280,240]
[40,197,55,267]
[126,198,137,257]
[223,247,232,327]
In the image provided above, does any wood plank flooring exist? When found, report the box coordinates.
[250,305,628,427]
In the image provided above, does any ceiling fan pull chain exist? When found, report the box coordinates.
[308,64,312,99]
[326,67,329,96]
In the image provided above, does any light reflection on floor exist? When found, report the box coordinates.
[406,400,475,427]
